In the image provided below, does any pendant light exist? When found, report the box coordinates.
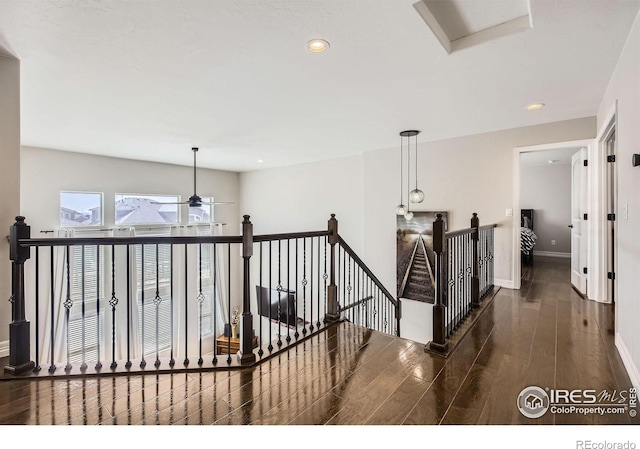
[395,133,407,216]
[408,131,425,203]
[398,130,421,220]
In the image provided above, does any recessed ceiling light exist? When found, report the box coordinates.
[257,159,264,163]
[307,39,330,53]
[548,159,559,164]
[526,103,545,111]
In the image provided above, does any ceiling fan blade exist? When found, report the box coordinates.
[149,201,188,205]
[200,201,235,205]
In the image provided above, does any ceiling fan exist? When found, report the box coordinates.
[152,147,235,208]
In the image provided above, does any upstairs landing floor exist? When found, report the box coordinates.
[0,257,636,425]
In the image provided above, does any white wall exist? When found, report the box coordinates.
[241,117,595,343]
[521,163,572,254]
[597,11,640,388]
[0,51,20,346]
[240,154,364,252]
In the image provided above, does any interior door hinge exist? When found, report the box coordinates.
[608,213,616,221]
[583,160,588,167]
[583,213,588,220]
[607,155,616,163]
[608,272,616,280]
[583,267,588,274]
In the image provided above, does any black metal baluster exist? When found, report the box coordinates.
[347,255,352,315]
[126,244,132,369]
[34,248,40,372]
[294,238,299,340]
[64,246,72,372]
[302,238,307,336]
[316,236,321,330]
[96,246,102,370]
[184,243,189,366]
[81,245,87,371]
[110,245,117,369]
[268,241,273,351]
[140,245,146,368]
[286,238,291,343]
[277,239,282,347]
[154,244,162,368]
[258,241,264,356]
[323,235,327,325]
[226,243,231,364]
[212,243,218,364]
[197,243,204,365]
[170,244,175,367]
[309,237,314,333]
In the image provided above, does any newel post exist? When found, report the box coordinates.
[238,215,256,364]
[471,213,481,308]
[5,216,35,374]
[426,214,448,353]
[325,214,340,323]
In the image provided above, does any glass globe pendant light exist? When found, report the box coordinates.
[407,130,424,203]
[396,133,407,215]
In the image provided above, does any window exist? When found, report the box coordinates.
[115,194,180,225]
[188,197,213,223]
[60,192,103,227]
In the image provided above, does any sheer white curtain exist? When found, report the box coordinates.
[29,229,73,366]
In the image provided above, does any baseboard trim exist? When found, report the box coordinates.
[0,340,8,358]
[494,278,514,289]
[616,333,640,390]
[534,251,571,259]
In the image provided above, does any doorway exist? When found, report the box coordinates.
[512,139,593,291]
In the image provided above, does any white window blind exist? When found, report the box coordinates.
[135,228,174,356]
[68,244,104,364]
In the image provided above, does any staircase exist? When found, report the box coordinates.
[401,236,435,303]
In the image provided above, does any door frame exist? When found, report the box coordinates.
[512,139,593,290]
[593,103,618,304]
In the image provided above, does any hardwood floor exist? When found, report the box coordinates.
[0,256,636,425]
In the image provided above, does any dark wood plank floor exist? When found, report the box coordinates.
[0,257,636,425]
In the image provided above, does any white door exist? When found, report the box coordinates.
[571,147,588,294]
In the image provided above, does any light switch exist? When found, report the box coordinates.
[624,203,629,220]
[506,208,513,217]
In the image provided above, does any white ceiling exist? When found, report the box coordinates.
[520,147,582,167]
[0,0,638,172]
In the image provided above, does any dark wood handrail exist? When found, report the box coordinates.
[337,235,398,307]
[253,230,329,242]
[18,229,330,247]
[18,235,244,247]
[339,295,373,313]
[445,228,475,239]
[445,223,498,239]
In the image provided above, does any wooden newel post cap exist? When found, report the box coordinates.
[242,215,251,224]
[472,213,477,218]
[14,216,26,226]
[435,214,443,221]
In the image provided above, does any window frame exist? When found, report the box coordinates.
[114,192,181,226]
[59,191,104,228]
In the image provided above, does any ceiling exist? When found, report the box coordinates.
[0,0,638,172]
[520,147,582,167]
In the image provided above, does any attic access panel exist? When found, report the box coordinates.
[413,0,532,54]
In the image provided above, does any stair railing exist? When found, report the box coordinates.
[427,213,497,354]
[4,214,400,377]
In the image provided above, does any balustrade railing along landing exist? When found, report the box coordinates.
[4,214,401,377]
[427,213,497,354]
